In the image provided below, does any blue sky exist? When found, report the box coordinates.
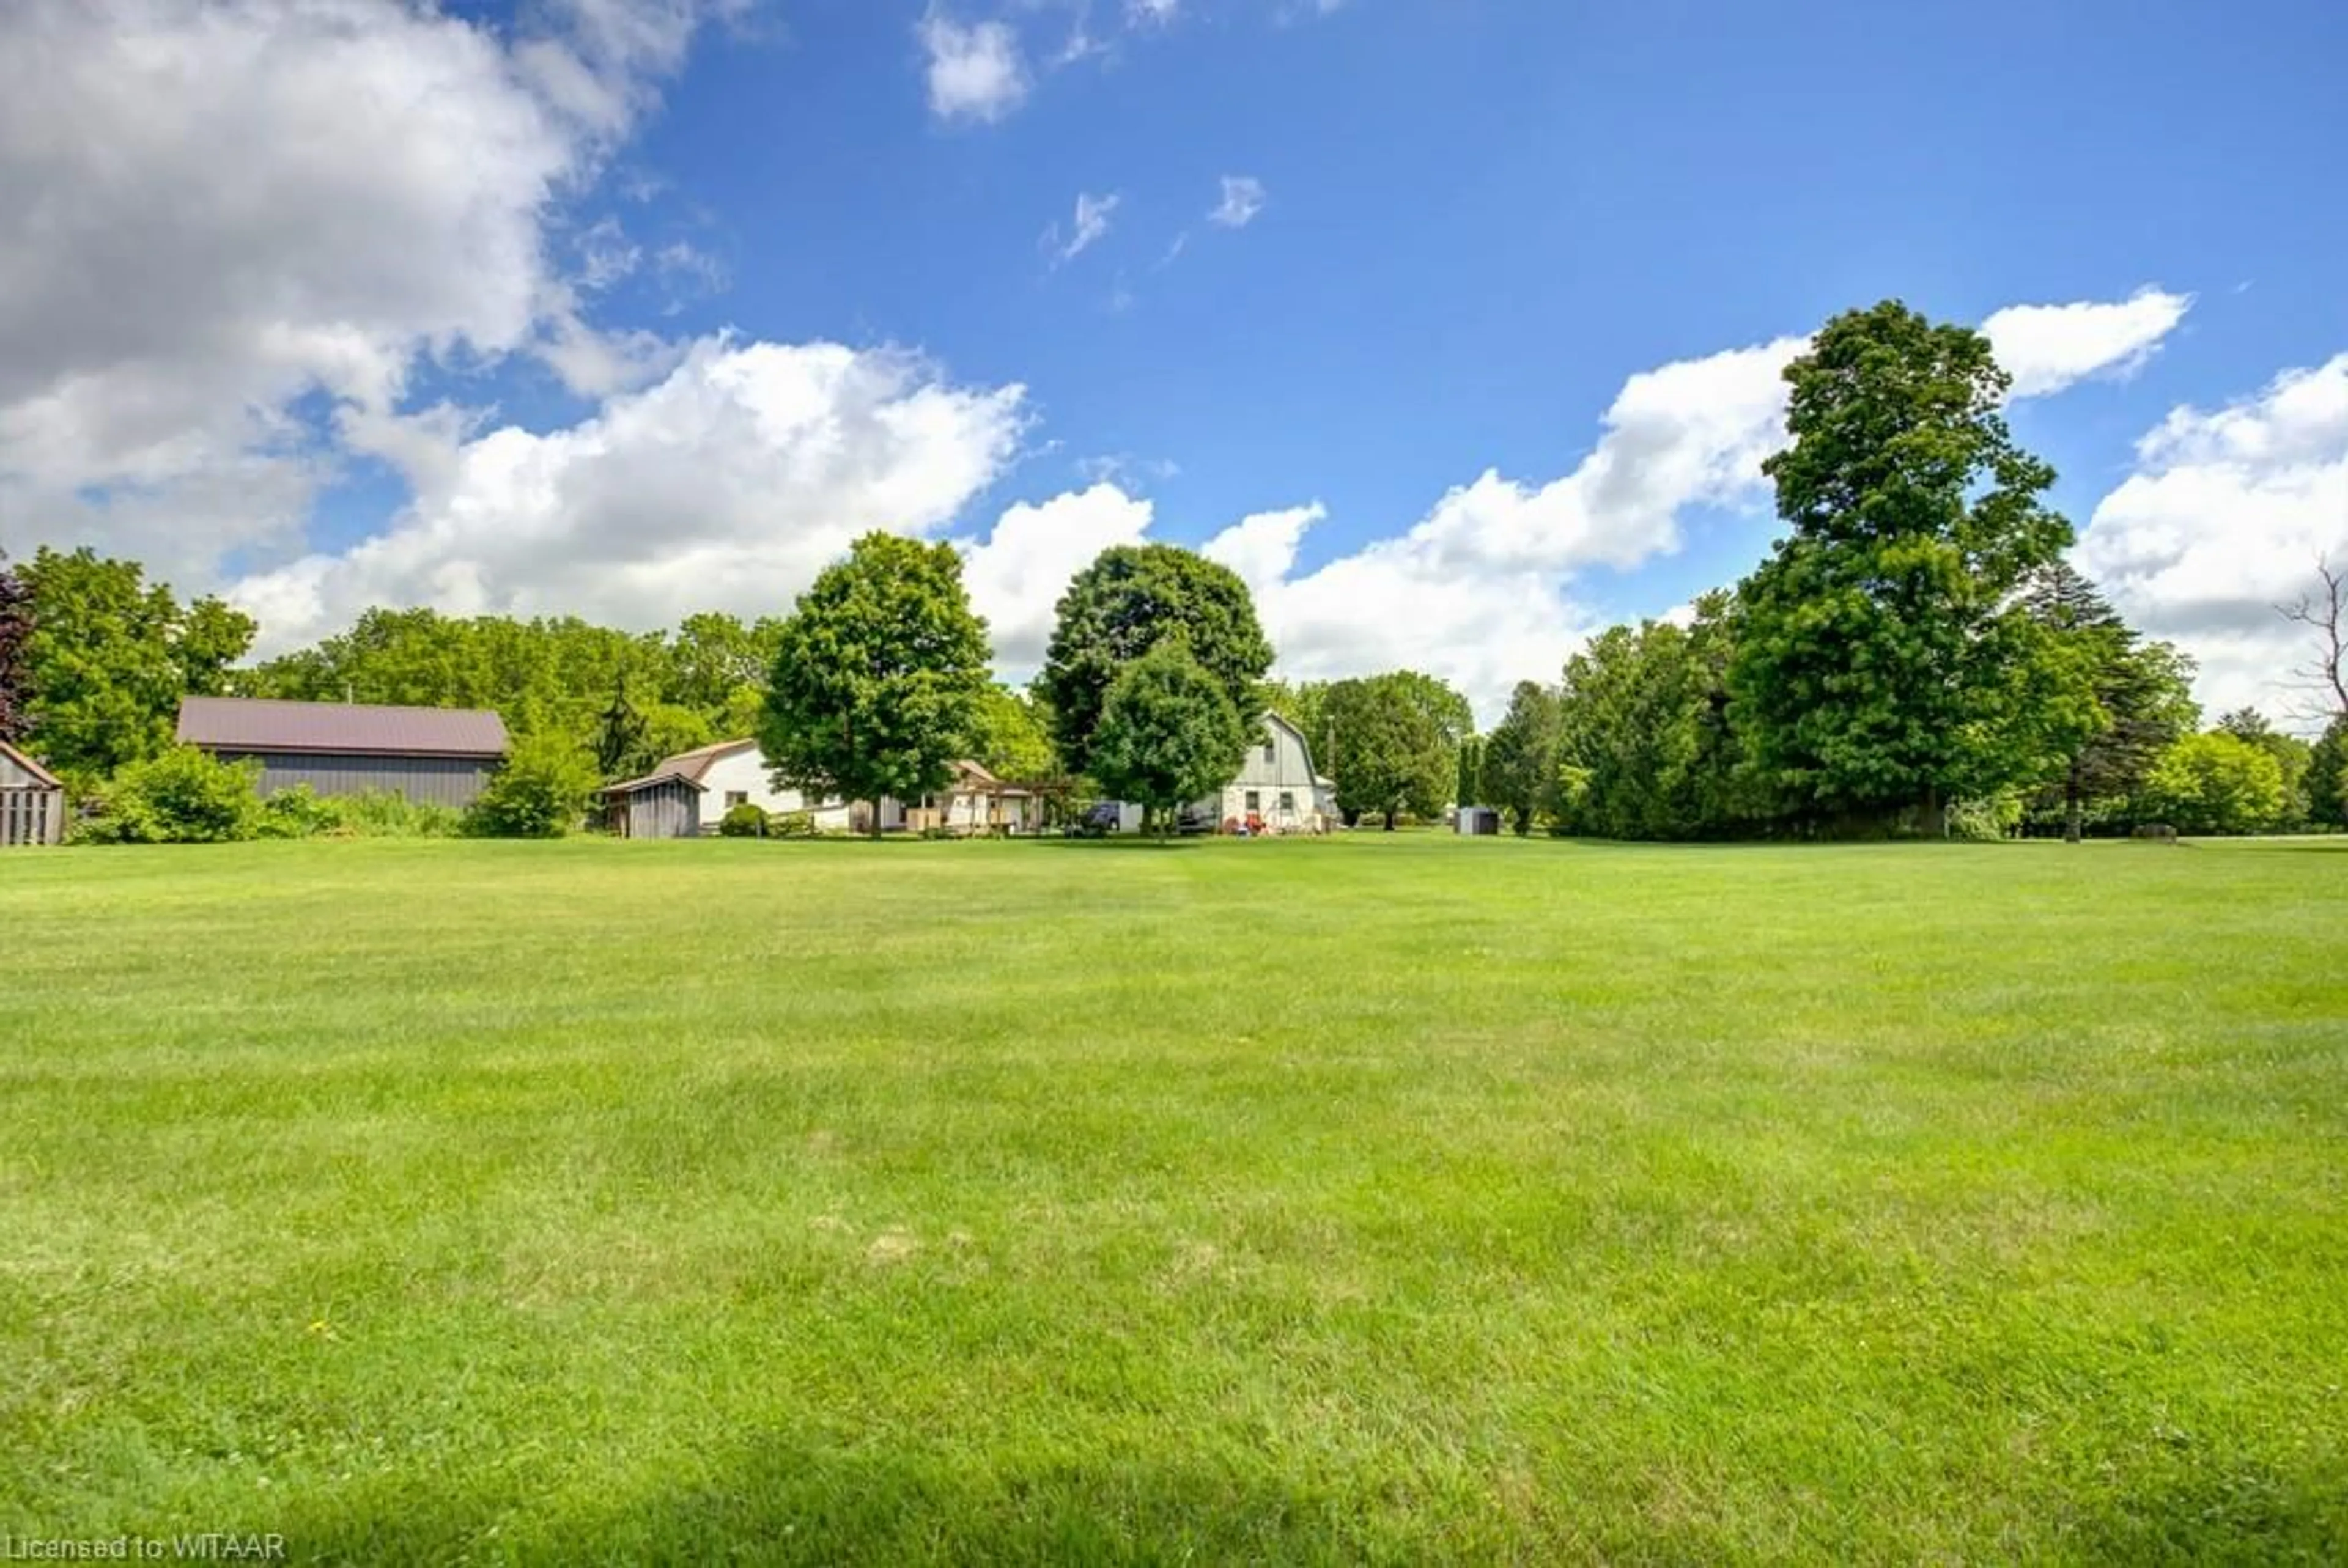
[5,0,2346,720]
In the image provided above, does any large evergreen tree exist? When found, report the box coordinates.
[1729,301,2075,830]
[759,534,992,837]
[1480,680,1560,836]
[2020,561,2199,841]
[1035,545,1272,775]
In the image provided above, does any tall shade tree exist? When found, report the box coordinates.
[2021,561,2199,842]
[1036,544,1272,774]
[1323,673,1450,830]
[18,547,256,781]
[1480,680,1561,835]
[0,551,31,744]
[760,534,992,837]
[1087,641,1250,834]
[1730,300,2075,829]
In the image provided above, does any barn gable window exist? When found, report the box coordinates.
[725,791,748,809]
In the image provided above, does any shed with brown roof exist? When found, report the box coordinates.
[176,696,509,809]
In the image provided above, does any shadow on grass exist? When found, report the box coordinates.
[279,1438,1442,1566]
[2060,1456,2348,1565]
[270,1432,2348,1564]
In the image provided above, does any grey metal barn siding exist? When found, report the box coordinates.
[622,779,701,839]
[176,698,508,810]
[218,751,497,809]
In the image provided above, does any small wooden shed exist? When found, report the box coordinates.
[602,769,706,839]
[0,740,65,847]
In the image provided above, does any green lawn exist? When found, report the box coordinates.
[2,834,2343,1563]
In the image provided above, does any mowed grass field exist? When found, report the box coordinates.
[2,834,2344,1564]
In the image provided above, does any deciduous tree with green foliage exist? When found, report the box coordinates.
[1087,641,1250,834]
[464,732,602,839]
[1323,673,1451,829]
[972,685,1058,781]
[1730,301,2075,830]
[761,534,992,837]
[2138,731,2286,836]
[669,611,788,737]
[1480,680,1561,835]
[2215,708,2315,829]
[1036,545,1272,774]
[2020,562,2199,841]
[1553,594,1759,839]
[18,547,256,782]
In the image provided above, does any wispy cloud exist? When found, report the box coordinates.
[1209,174,1267,229]
[1044,191,1122,265]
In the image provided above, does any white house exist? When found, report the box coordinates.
[1096,710,1335,834]
[901,760,1039,836]
[1206,710,1337,833]
[608,738,899,836]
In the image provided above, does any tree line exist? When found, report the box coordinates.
[1464,303,2347,840]
[3,298,2341,841]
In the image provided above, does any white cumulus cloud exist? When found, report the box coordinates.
[232,339,1029,652]
[959,484,1157,672]
[918,11,1028,123]
[0,0,733,583]
[1982,286,2193,399]
[2077,352,2348,723]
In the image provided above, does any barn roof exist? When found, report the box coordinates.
[0,738,63,789]
[602,768,709,797]
[648,737,759,782]
[176,696,508,759]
